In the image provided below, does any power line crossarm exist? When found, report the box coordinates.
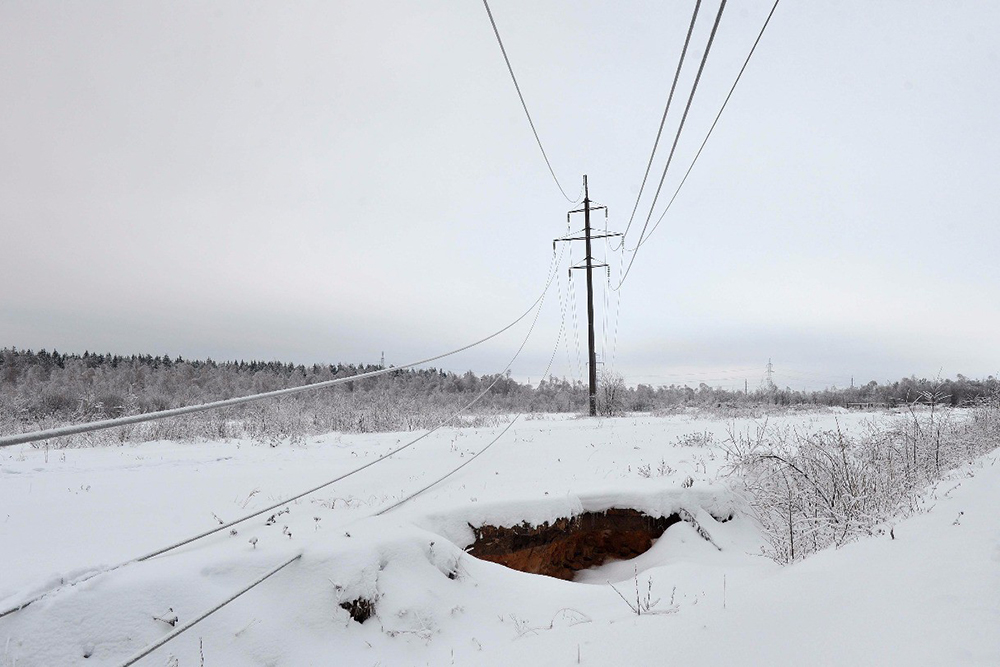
[554,232,621,247]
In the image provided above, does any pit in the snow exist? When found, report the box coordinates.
[468,508,681,580]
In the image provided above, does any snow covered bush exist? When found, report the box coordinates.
[723,396,1000,563]
[597,370,626,416]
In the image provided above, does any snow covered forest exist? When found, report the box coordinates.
[1,347,998,447]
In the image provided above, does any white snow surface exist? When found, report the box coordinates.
[1,410,997,666]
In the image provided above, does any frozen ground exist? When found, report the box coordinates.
[0,409,997,666]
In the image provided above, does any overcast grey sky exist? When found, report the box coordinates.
[2,1,999,390]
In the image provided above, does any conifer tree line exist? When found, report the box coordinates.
[1,347,996,446]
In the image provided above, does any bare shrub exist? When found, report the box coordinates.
[597,370,626,417]
[673,431,715,448]
[724,396,1000,563]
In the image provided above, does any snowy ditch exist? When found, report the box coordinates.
[323,484,741,636]
[466,506,732,581]
[467,509,689,581]
[337,493,734,626]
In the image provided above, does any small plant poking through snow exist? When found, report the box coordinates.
[153,608,178,627]
[508,614,536,638]
[674,431,715,448]
[638,458,675,478]
[339,597,377,624]
[608,569,676,616]
[238,489,260,509]
[658,458,675,476]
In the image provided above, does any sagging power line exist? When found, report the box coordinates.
[617,0,728,288]
[379,292,568,514]
[0,250,568,450]
[109,290,573,665]
[116,554,302,667]
[482,0,581,203]
[0,248,570,621]
[639,0,782,247]
[615,0,782,284]
[616,0,704,249]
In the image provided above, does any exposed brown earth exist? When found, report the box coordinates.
[468,508,682,580]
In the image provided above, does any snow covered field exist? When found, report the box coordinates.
[1,409,997,666]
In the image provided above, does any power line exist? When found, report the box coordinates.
[615,0,703,249]
[601,210,610,371]
[606,212,627,375]
[113,293,560,658]
[132,290,551,557]
[482,0,581,203]
[774,366,853,379]
[558,212,583,384]
[0,249,570,620]
[378,294,567,515]
[0,253,567,449]
[634,365,760,379]
[116,313,567,663]
[569,262,584,381]
[555,247,579,383]
[636,0,782,247]
[119,308,565,662]
[376,415,521,516]
[116,554,301,667]
[635,379,753,386]
[617,0,728,289]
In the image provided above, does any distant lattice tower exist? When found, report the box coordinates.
[765,358,776,391]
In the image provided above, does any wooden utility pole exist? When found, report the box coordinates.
[583,177,598,416]
[554,176,621,416]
